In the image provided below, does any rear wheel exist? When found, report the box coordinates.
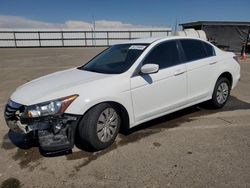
[208,77,231,109]
[78,103,121,151]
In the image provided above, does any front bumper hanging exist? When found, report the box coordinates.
[4,100,81,153]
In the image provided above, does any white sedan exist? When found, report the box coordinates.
[5,36,240,153]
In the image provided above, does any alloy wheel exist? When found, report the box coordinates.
[96,108,118,142]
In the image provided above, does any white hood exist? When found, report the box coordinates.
[11,68,110,105]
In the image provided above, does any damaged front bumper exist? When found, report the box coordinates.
[4,100,81,153]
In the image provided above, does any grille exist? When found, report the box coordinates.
[4,100,23,120]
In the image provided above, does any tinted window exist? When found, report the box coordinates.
[180,39,208,62]
[143,41,180,69]
[203,42,215,57]
[80,44,148,74]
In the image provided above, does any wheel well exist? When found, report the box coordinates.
[218,72,233,87]
[109,102,130,132]
[81,101,130,131]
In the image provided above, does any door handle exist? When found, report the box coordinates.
[174,70,185,76]
[209,61,217,65]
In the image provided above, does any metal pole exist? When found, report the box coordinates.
[244,27,250,54]
[174,17,178,34]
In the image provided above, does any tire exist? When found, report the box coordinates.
[78,103,121,151]
[208,77,231,109]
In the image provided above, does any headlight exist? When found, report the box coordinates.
[25,94,78,118]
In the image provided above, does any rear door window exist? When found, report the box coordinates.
[180,39,211,62]
[203,42,215,56]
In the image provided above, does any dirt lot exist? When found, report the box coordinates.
[0,48,250,188]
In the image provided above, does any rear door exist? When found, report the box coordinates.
[130,40,187,123]
[179,39,217,103]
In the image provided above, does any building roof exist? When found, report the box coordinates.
[180,21,250,27]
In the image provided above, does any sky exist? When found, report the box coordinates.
[0,0,249,29]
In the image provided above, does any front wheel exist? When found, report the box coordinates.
[208,77,231,109]
[78,103,121,151]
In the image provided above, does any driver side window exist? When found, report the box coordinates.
[143,40,181,69]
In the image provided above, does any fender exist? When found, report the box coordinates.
[65,94,135,128]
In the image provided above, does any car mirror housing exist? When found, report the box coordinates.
[140,64,159,74]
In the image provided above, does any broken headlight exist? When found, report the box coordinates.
[25,94,78,118]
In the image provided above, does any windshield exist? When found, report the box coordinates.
[79,43,148,74]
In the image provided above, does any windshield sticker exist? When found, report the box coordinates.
[129,45,146,50]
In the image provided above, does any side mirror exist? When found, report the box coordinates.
[140,64,159,74]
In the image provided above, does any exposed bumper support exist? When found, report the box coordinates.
[37,120,78,153]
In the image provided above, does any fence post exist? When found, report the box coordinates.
[38,31,41,47]
[129,31,131,40]
[61,31,64,46]
[84,32,87,46]
[13,31,17,48]
[107,31,109,46]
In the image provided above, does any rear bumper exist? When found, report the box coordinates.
[4,100,81,153]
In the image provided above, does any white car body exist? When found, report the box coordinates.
[10,36,240,129]
[5,36,240,153]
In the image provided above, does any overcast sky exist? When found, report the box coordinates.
[0,0,249,29]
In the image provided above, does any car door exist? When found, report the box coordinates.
[179,39,217,104]
[130,40,187,123]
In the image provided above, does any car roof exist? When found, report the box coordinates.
[119,36,209,45]
[126,37,163,44]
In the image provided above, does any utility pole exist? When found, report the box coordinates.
[174,17,178,35]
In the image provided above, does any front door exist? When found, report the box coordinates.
[130,40,187,123]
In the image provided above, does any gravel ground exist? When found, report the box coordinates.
[0,48,250,188]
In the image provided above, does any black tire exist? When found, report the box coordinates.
[208,77,231,109]
[78,103,121,151]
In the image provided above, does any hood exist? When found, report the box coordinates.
[11,68,110,105]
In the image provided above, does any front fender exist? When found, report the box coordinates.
[65,92,135,128]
